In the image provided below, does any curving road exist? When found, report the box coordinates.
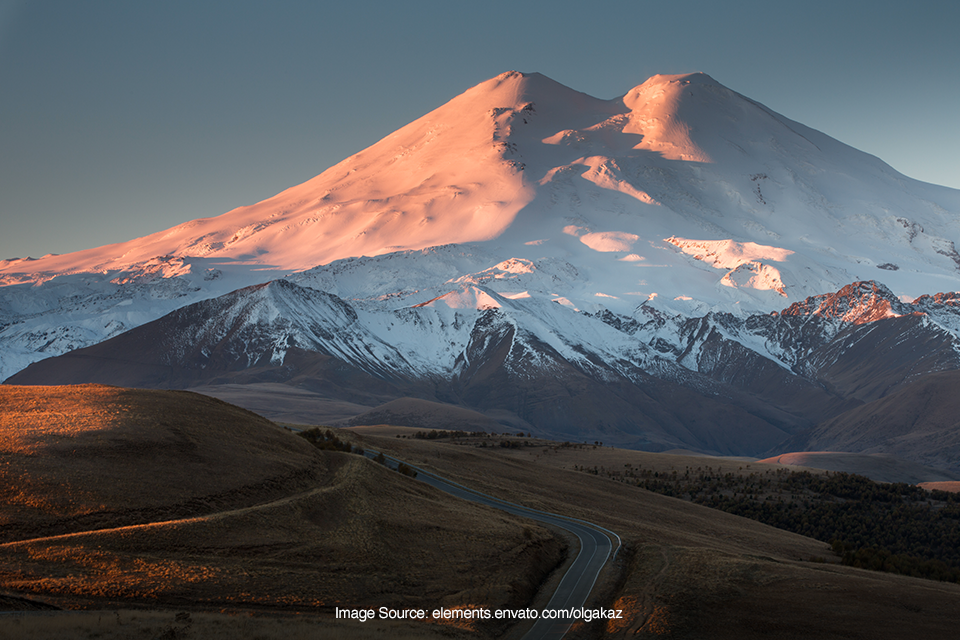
[366,450,620,640]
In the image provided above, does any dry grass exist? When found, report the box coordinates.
[0,386,565,639]
[0,384,322,534]
[4,389,960,639]
[919,481,960,493]
[349,426,960,639]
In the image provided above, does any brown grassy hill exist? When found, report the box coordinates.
[919,481,960,493]
[755,451,958,483]
[0,384,322,540]
[0,386,563,639]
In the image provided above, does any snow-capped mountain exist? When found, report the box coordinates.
[4,70,960,463]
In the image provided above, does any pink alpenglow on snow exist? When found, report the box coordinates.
[1,70,960,382]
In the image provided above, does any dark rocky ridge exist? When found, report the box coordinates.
[8,279,960,469]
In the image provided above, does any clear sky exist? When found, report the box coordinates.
[1,0,958,261]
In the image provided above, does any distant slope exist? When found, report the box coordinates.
[777,370,960,475]
[186,382,377,425]
[343,397,518,432]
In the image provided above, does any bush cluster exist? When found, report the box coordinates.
[412,429,487,440]
[297,428,363,455]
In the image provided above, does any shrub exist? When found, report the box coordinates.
[396,462,417,478]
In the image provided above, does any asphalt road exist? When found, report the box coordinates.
[366,450,620,640]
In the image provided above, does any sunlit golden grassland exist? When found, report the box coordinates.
[0,384,322,527]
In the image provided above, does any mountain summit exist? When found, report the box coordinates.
[3,71,960,466]
[4,70,958,301]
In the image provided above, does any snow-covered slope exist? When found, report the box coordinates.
[13,266,960,458]
[3,70,960,390]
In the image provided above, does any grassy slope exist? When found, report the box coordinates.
[0,384,321,536]
[349,427,960,640]
[0,386,563,639]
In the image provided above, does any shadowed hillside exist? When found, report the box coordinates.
[780,370,960,475]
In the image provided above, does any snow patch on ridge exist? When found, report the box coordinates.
[665,237,794,268]
[412,286,502,311]
[580,232,640,253]
[666,237,792,296]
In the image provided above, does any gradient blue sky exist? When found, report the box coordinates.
[2,0,958,261]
